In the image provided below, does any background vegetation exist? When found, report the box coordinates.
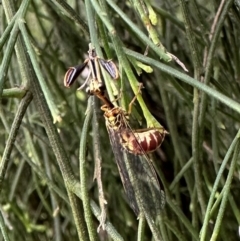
[1,0,240,240]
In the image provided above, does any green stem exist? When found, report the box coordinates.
[199,0,234,128]
[132,0,165,47]
[0,23,20,97]
[41,141,62,241]
[0,91,32,194]
[0,203,11,241]
[210,139,240,241]
[2,87,26,98]
[158,74,193,195]
[79,97,97,241]
[2,0,90,233]
[126,50,240,114]
[167,197,199,241]
[137,214,146,241]
[164,219,186,241]
[105,0,172,62]
[200,130,240,240]
[51,0,89,36]
[0,11,18,49]
[18,22,61,123]
[169,158,193,191]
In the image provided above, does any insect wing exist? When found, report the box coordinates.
[106,126,164,217]
[124,149,165,217]
[64,61,88,87]
[106,126,140,215]
[98,58,119,80]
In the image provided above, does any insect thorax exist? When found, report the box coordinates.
[104,107,127,130]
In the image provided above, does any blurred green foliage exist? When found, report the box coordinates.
[1,0,240,240]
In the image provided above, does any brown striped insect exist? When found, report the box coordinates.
[87,79,166,216]
[120,127,165,155]
[64,45,166,218]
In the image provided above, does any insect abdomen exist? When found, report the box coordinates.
[120,128,166,155]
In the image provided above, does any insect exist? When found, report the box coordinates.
[90,81,166,217]
[64,43,118,90]
[64,44,166,217]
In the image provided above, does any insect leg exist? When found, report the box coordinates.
[128,83,143,115]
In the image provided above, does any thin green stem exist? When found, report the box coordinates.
[0,91,32,193]
[0,210,10,241]
[152,5,185,30]
[143,205,163,241]
[158,74,193,195]
[125,49,240,114]
[158,214,169,241]
[210,139,240,241]
[200,130,240,241]
[198,0,234,152]
[51,0,89,36]
[41,141,62,241]
[79,97,97,241]
[178,0,206,218]
[132,0,165,47]
[0,112,70,203]
[92,99,107,231]
[164,219,187,241]
[137,214,146,241]
[167,197,199,241]
[228,193,240,224]
[2,87,26,98]
[105,0,172,62]
[0,11,18,49]
[169,158,193,191]
[68,191,90,241]
[0,23,20,97]
[18,22,61,123]
[1,0,31,93]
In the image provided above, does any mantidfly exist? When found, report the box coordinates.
[84,77,166,217]
[64,44,166,228]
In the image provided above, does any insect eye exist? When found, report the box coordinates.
[86,87,93,95]
[99,84,106,91]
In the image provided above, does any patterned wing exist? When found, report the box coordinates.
[106,126,140,215]
[123,151,165,218]
[98,58,119,80]
[106,126,165,217]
